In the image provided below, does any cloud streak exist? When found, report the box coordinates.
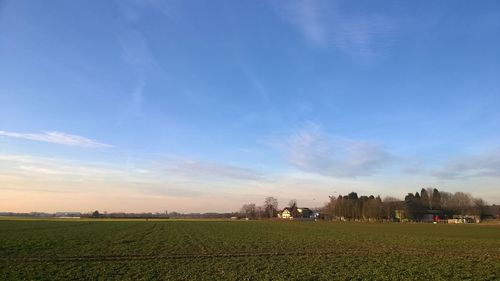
[282,122,391,177]
[0,153,278,212]
[278,0,395,57]
[0,131,112,148]
[159,159,266,182]
[432,150,500,180]
[0,154,122,180]
[119,29,165,115]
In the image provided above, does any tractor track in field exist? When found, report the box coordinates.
[1,248,498,263]
[2,250,358,262]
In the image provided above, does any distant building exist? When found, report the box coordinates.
[278,206,315,220]
[55,212,81,218]
[422,210,443,223]
[448,215,479,224]
[394,210,405,222]
[279,207,293,219]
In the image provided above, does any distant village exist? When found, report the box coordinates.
[2,188,499,223]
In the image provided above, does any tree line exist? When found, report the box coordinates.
[403,188,488,220]
[323,188,495,221]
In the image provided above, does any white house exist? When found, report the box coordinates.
[278,206,314,220]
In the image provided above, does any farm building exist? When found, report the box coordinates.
[278,206,315,220]
[394,209,406,221]
[447,215,479,224]
[422,210,443,223]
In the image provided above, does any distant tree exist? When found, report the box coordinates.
[384,196,400,202]
[449,192,473,215]
[287,199,302,218]
[335,195,344,219]
[359,195,369,219]
[405,193,414,201]
[324,195,337,219]
[382,196,401,220]
[431,188,441,210]
[490,204,500,219]
[473,198,487,218]
[439,191,453,216]
[347,192,358,200]
[240,203,256,219]
[255,205,265,219]
[169,211,180,218]
[405,193,423,220]
[421,188,430,209]
[326,192,389,221]
[363,196,383,220]
[92,210,100,218]
[264,197,279,218]
[373,196,384,220]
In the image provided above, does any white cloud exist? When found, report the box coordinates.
[432,150,500,180]
[277,0,395,57]
[0,130,112,148]
[282,122,391,177]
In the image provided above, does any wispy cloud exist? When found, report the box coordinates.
[0,154,195,203]
[117,0,180,21]
[0,153,277,212]
[277,0,395,57]
[0,154,122,180]
[0,131,112,148]
[278,122,391,177]
[120,30,156,70]
[119,29,164,114]
[280,0,327,47]
[158,159,266,182]
[116,0,145,22]
[402,159,428,175]
[239,62,271,106]
[432,150,500,180]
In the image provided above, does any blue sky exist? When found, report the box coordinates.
[1,0,500,212]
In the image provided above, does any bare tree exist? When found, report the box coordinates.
[324,195,338,218]
[449,192,473,215]
[473,198,487,217]
[240,203,256,219]
[439,191,453,212]
[383,196,402,221]
[255,205,265,219]
[264,197,278,218]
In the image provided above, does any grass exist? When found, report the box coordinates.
[1,218,499,280]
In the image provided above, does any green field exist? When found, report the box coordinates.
[1,219,499,280]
